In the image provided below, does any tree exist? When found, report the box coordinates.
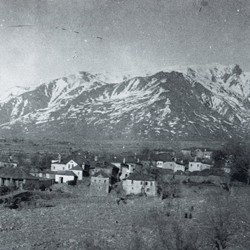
[214,139,250,183]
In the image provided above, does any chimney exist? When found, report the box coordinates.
[9,155,13,162]
[137,158,140,163]
[204,148,207,152]
[123,157,126,164]
[58,153,61,163]
[194,156,197,162]
[180,160,184,164]
[94,156,98,162]
[174,157,177,162]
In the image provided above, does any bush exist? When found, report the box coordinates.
[0,186,12,196]
[67,180,77,186]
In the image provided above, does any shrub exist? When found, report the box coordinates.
[67,180,77,186]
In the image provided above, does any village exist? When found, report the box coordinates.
[0,146,231,198]
[0,143,249,249]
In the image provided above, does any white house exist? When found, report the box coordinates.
[71,165,83,180]
[188,162,212,172]
[51,159,80,172]
[156,161,185,172]
[122,174,157,196]
[51,163,66,172]
[55,171,77,183]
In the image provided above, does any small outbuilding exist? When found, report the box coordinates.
[55,171,77,183]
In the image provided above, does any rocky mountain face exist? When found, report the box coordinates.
[0,64,249,142]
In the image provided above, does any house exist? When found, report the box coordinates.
[30,169,56,179]
[120,163,130,180]
[193,148,213,160]
[155,154,185,172]
[51,154,85,172]
[181,148,192,157]
[188,161,212,172]
[71,165,83,180]
[55,171,77,184]
[91,161,119,179]
[122,173,157,196]
[90,171,110,196]
[0,166,39,189]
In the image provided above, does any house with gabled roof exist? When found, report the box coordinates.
[90,171,110,196]
[0,166,38,189]
[122,173,157,196]
[51,154,85,172]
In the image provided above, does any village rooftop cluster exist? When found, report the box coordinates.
[0,147,231,197]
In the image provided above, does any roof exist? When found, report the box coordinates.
[60,154,86,165]
[0,166,38,180]
[71,165,83,171]
[127,173,156,181]
[182,147,213,152]
[151,153,175,162]
[55,171,77,176]
[92,171,109,178]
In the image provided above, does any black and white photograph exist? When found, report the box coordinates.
[0,0,249,249]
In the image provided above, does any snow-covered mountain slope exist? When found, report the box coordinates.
[0,86,32,103]
[0,64,249,141]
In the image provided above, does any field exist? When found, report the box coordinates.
[0,137,225,156]
[0,182,249,250]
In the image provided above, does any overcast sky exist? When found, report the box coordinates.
[0,0,249,90]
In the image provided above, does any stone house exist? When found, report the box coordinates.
[122,173,157,196]
[90,171,110,196]
[0,166,39,189]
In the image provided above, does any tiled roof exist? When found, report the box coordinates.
[92,171,109,178]
[127,173,156,181]
[71,165,83,171]
[60,155,85,165]
[0,166,38,180]
[151,153,174,162]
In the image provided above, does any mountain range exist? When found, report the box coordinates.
[0,63,250,142]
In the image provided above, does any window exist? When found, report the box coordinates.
[131,180,133,184]
[63,167,65,170]
[53,166,56,170]
[190,164,192,166]
[150,182,153,186]
[104,180,106,183]
[145,182,148,185]
[141,181,143,185]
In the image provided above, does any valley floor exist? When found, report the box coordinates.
[0,184,249,250]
